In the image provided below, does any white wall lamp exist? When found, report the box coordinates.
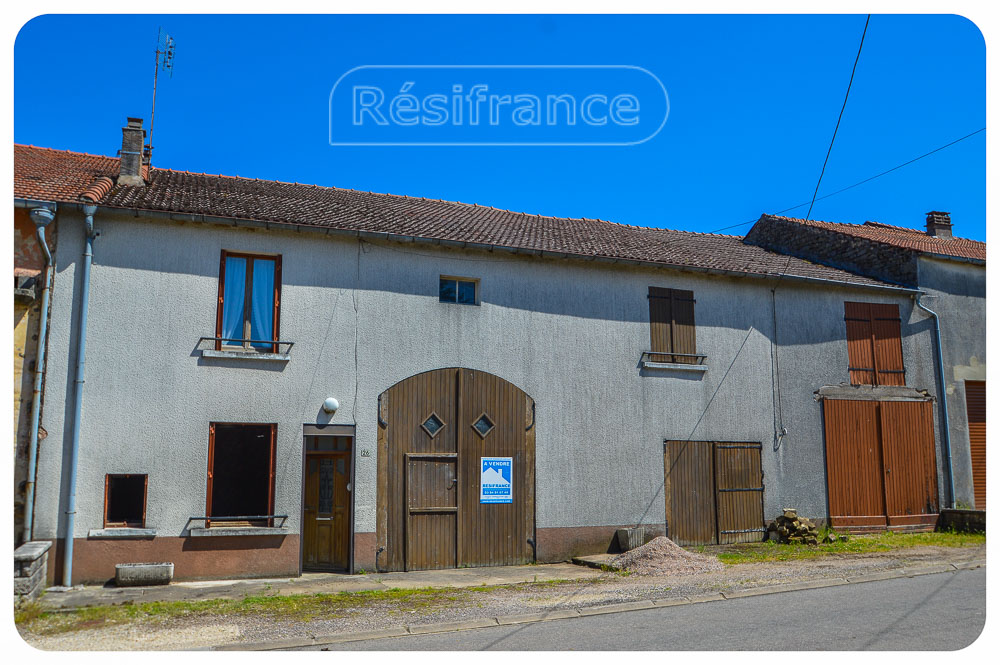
[322,397,340,414]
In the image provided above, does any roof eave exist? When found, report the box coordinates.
[72,201,920,294]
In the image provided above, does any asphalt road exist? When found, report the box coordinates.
[304,568,986,651]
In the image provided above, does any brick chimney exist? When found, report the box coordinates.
[925,211,952,238]
[118,117,147,186]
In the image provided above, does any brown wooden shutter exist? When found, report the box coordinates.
[670,289,696,363]
[648,287,673,362]
[267,424,277,527]
[215,252,227,351]
[206,423,216,528]
[965,381,986,509]
[272,255,282,354]
[871,303,905,386]
[845,302,877,385]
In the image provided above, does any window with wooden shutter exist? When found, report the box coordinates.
[844,302,905,386]
[648,287,697,363]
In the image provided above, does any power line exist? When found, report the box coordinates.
[804,14,871,221]
[709,127,986,234]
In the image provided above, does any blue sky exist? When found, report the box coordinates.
[15,14,986,240]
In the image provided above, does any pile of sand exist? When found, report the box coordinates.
[610,536,725,576]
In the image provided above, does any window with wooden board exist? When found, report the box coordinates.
[844,302,905,386]
[648,286,697,363]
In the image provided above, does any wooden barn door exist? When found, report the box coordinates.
[377,368,535,572]
[965,381,986,509]
[823,399,938,529]
[664,441,764,545]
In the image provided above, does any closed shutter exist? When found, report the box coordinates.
[648,287,697,363]
[671,289,697,363]
[648,287,673,363]
[871,304,905,386]
[845,302,877,384]
[845,302,905,386]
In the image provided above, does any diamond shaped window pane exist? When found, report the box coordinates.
[421,413,445,438]
[473,414,495,438]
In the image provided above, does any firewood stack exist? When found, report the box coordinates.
[767,508,820,545]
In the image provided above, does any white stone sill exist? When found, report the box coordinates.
[201,349,290,362]
[88,528,157,539]
[188,527,290,537]
[641,361,709,372]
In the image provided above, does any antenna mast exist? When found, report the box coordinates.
[147,27,176,169]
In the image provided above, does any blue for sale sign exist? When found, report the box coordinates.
[480,457,513,504]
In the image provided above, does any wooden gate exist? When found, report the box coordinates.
[663,441,765,545]
[965,381,986,509]
[823,399,939,528]
[377,368,535,572]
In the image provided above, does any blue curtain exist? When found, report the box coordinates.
[250,258,275,348]
[221,256,247,343]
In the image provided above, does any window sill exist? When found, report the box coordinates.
[88,528,157,539]
[201,349,290,362]
[640,360,709,372]
[188,526,290,538]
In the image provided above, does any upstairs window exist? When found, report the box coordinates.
[104,474,147,528]
[216,251,281,352]
[648,286,697,363]
[440,276,478,305]
[844,302,905,386]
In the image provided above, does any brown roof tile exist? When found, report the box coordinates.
[760,214,985,262]
[14,144,896,289]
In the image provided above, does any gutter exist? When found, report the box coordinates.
[61,203,99,587]
[914,293,955,509]
[82,202,921,295]
[23,204,57,543]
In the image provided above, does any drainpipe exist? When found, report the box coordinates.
[914,293,955,509]
[23,206,56,544]
[62,204,98,587]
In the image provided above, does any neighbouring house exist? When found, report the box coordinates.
[12,118,974,585]
[745,214,986,515]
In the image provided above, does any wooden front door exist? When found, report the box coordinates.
[377,368,535,572]
[303,446,352,571]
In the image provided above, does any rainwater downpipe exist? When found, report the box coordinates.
[914,293,955,509]
[23,206,56,543]
[62,204,98,587]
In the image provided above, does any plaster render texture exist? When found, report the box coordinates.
[34,211,941,557]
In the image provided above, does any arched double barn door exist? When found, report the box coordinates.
[376,368,535,571]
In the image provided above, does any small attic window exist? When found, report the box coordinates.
[440,276,479,305]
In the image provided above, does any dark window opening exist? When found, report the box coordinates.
[440,276,478,305]
[104,474,147,527]
[208,423,276,526]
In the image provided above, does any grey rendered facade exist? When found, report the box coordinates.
[31,207,944,582]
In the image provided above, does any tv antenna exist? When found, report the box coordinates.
[147,27,176,168]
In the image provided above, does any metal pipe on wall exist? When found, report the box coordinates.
[62,204,99,587]
[23,206,56,544]
[914,293,955,509]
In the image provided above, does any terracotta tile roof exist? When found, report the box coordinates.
[14,144,895,289]
[14,144,119,203]
[759,214,985,262]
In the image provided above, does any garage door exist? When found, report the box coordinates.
[823,399,939,528]
[376,368,535,572]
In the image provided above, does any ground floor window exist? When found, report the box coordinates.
[104,474,147,527]
[207,423,276,526]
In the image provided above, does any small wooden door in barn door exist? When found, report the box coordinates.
[377,368,535,572]
[663,441,765,545]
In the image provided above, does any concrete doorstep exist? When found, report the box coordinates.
[212,559,985,651]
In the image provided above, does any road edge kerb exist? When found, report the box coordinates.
[214,560,985,650]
